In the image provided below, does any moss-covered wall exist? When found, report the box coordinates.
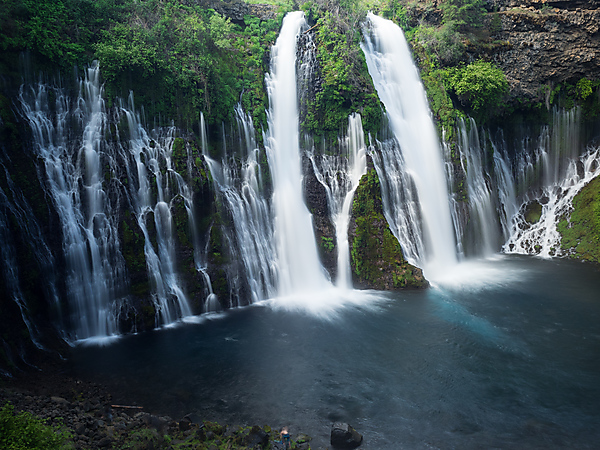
[348,162,428,290]
[558,176,600,264]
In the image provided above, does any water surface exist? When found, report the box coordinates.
[73,256,600,449]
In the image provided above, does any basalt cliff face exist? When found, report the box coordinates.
[494,0,600,101]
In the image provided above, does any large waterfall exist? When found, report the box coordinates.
[6,10,599,346]
[263,11,330,295]
[362,13,458,277]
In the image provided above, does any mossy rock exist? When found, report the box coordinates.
[557,176,600,263]
[524,200,543,224]
[349,164,428,290]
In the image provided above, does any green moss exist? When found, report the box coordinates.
[121,211,150,298]
[350,166,427,289]
[171,137,187,176]
[524,200,543,224]
[303,10,383,141]
[557,176,600,264]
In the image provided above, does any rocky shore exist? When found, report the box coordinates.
[0,361,313,450]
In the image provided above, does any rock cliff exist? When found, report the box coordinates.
[494,1,600,100]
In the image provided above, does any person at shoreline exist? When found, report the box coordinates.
[280,426,291,449]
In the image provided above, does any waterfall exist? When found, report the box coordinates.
[202,105,278,302]
[119,95,192,324]
[451,119,502,256]
[264,11,329,295]
[19,65,127,339]
[310,113,367,288]
[362,13,457,276]
[504,148,600,256]
[19,64,197,339]
[0,186,43,348]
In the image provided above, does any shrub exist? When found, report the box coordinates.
[445,60,508,115]
[0,402,71,450]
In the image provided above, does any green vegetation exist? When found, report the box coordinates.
[544,78,600,118]
[524,200,543,224]
[302,2,383,141]
[444,60,509,118]
[321,235,335,252]
[0,402,71,450]
[350,166,427,289]
[0,0,286,131]
[440,0,486,31]
[557,176,600,264]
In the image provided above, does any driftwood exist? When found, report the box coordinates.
[110,404,144,410]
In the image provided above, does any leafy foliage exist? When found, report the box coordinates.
[304,5,382,141]
[95,1,241,126]
[0,0,126,67]
[0,403,71,450]
[412,23,464,66]
[440,0,487,30]
[444,60,508,116]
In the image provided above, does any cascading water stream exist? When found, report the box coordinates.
[120,96,192,324]
[452,118,501,256]
[18,64,200,339]
[504,148,600,257]
[19,65,127,339]
[264,11,329,295]
[362,13,457,277]
[310,113,367,288]
[202,106,278,303]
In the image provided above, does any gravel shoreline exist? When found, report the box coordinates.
[0,359,313,449]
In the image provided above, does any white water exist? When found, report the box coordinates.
[202,105,278,302]
[264,11,329,295]
[362,13,457,277]
[18,65,199,339]
[310,113,367,288]
[20,65,127,339]
[505,148,600,257]
[120,95,192,324]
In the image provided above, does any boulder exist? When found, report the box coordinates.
[330,422,363,449]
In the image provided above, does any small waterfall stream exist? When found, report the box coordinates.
[310,113,367,288]
[120,97,192,324]
[202,106,278,303]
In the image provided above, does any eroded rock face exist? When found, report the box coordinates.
[210,0,278,24]
[495,4,600,100]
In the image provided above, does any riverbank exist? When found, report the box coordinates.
[0,359,312,450]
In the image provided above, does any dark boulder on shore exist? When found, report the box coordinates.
[331,422,363,448]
